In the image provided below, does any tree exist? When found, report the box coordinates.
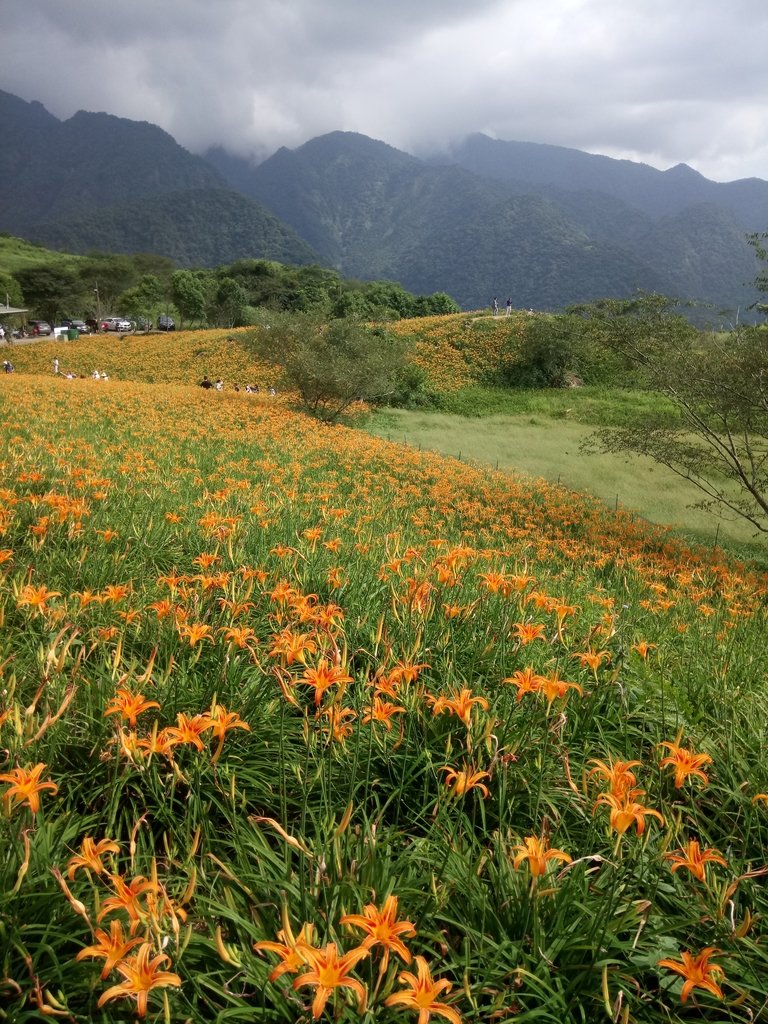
[578,293,768,534]
[207,277,248,328]
[261,314,412,422]
[171,270,209,328]
[119,274,164,325]
[13,265,83,324]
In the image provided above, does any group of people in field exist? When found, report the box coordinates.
[199,375,276,395]
[49,356,108,380]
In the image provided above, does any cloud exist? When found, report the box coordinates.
[2,0,767,181]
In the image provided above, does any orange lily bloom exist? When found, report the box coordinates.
[162,712,213,751]
[657,947,725,1003]
[298,659,354,706]
[340,894,416,970]
[67,836,121,879]
[659,741,713,788]
[268,628,319,666]
[664,840,727,882]
[97,942,181,1017]
[427,688,489,728]
[255,921,316,982]
[538,673,583,709]
[177,621,213,646]
[588,756,642,798]
[631,640,657,659]
[104,689,161,727]
[594,789,664,835]
[502,666,544,701]
[98,874,159,932]
[16,584,61,615]
[384,955,461,1024]
[0,762,58,814]
[292,941,369,1019]
[512,835,572,877]
[512,622,547,645]
[441,765,490,798]
[76,919,144,979]
[207,705,251,763]
[362,696,406,731]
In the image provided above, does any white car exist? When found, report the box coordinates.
[101,317,133,332]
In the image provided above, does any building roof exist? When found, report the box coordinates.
[0,305,28,315]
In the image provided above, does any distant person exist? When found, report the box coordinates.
[492,297,498,316]
[92,369,101,379]
[199,375,213,389]
[0,326,5,343]
[3,360,13,373]
[53,356,59,374]
[505,298,512,316]
[215,378,223,391]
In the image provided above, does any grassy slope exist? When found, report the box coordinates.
[0,349,767,1021]
[369,404,761,551]
[0,234,87,273]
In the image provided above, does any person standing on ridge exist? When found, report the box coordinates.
[492,297,498,316]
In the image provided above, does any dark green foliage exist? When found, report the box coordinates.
[259,313,413,421]
[579,294,768,531]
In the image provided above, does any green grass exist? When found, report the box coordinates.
[369,397,765,555]
[0,233,86,273]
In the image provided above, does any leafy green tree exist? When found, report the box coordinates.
[209,277,249,328]
[13,265,83,324]
[261,313,412,422]
[171,270,209,328]
[119,274,165,325]
[580,293,768,533]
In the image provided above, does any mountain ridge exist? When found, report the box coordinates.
[1,89,765,314]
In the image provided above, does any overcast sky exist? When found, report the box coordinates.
[3,0,767,182]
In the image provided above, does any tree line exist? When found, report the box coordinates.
[0,250,459,330]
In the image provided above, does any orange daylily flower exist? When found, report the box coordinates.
[512,835,572,877]
[207,705,251,763]
[512,622,547,645]
[427,688,489,728]
[319,706,357,744]
[441,765,490,798]
[594,789,664,836]
[657,947,725,1004]
[255,921,316,981]
[97,942,181,1017]
[67,836,121,880]
[98,874,159,932]
[0,762,58,814]
[588,756,642,799]
[162,712,213,751]
[659,740,713,788]
[219,625,259,651]
[104,689,161,727]
[76,919,144,979]
[268,628,319,665]
[292,941,369,1019]
[664,840,727,883]
[178,621,214,646]
[538,672,583,709]
[16,584,61,615]
[502,666,544,701]
[631,640,657,659]
[298,659,354,706]
[362,696,406,731]
[340,894,416,970]
[384,955,461,1024]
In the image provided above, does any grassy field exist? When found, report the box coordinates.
[0,234,87,274]
[1,325,768,1022]
[368,393,764,555]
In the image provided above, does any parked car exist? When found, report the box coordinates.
[100,317,133,332]
[28,320,52,336]
[157,315,176,331]
[61,319,90,334]
[54,319,90,337]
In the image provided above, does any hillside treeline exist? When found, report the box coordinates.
[0,241,459,329]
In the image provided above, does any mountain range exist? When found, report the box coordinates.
[1,88,765,315]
